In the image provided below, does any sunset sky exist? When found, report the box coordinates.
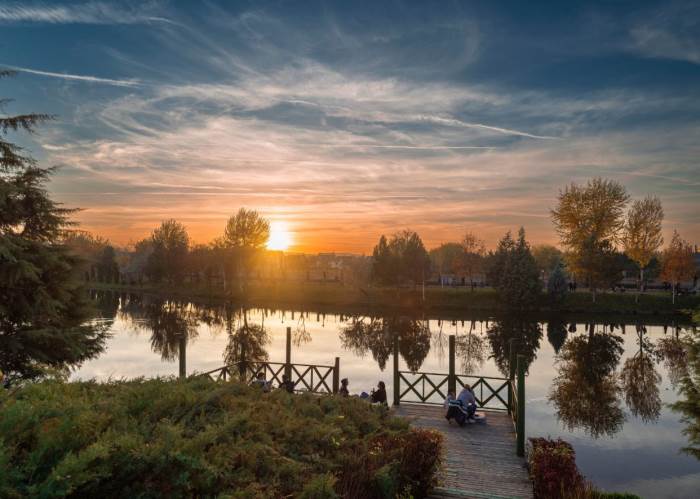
[2,0,699,253]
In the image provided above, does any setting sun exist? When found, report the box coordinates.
[267,221,293,251]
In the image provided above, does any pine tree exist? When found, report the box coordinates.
[547,260,569,307]
[0,72,106,383]
[495,228,541,310]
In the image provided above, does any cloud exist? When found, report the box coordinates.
[2,64,142,87]
[0,1,173,25]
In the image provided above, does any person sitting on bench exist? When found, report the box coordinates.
[457,384,477,422]
[444,391,468,426]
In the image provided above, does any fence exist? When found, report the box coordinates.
[393,335,526,456]
[195,327,340,395]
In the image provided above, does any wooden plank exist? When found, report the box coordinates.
[394,404,533,499]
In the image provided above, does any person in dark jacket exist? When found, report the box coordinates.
[339,378,350,397]
[279,374,295,393]
[370,381,387,405]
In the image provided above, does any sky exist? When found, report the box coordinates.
[1,0,699,253]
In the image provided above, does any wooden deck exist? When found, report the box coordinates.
[394,404,533,499]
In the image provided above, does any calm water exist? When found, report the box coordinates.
[75,291,700,498]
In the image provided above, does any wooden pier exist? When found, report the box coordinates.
[394,404,533,499]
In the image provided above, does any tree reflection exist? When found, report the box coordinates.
[670,327,700,460]
[620,325,661,423]
[456,321,486,374]
[141,300,199,362]
[549,324,625,438]
[340,316,431,372]
[486,317,542,376]
[546,316,568,354]
[656,326,689,388]
[222,306,270,365]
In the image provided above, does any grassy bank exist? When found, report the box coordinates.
[0,378,442,498]
[90,281,699,318]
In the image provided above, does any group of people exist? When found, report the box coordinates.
[444,384,478,426]
[250,373,388,405]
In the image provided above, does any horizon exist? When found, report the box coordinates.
[2,0,699,253]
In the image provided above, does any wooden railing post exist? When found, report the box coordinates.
[448,335,456,395]
[285,326,292,380]
[508,338,516,414]
[393,335,400,406]
[516,354,526,457]
[178,335,186,379]
[332,357,340,394]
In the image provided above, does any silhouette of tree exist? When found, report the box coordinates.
[146,220,189,284]
[459,232,486,290]
[532,244,563,280]
[97,245,120,283]
[549,326,625,438]
[221,208,270,292]
[0,72,106,382]
[371,230,429,288]
[486,316,542,376]
[546,261,568,308]
[429,242,462,282]
[490,228,541,310]
[222,307,270,366]
[620,325,661,423]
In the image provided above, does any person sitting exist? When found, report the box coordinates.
[457,384,477,422]
[444,391,468,426]
[339,378,350,397]
[250,372,271,392]
[370,381,387,405]
[279,374,295,393]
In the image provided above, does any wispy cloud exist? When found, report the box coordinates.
[2,64,142,87]
[0,2,173,25]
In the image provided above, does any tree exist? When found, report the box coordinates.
[620,325,661,423]
[494,228,541,310]
[532,244,563,281]
[486,316,542,376]
[546,260,568,307]
[660,230,696,304]
[429,242,462,283]
[96,245,119,283]
[0,71,106,382]
[222,208,270,291]
[460,232,486,290]
[485,231,515,289]
[670,328,700,460]
[551,178,629,301]
[371,230,429,288]
[146,219,189,284]
[623,196,664,293]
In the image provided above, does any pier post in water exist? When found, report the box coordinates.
[508,338,516,415]
[285,326,292,380]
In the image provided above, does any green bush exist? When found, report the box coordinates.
[0,378,442,498]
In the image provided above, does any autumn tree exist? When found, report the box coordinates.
[623,195,664,292]
[660,230,696,304]
[551,178,629,301]
[532,244,563,280]
[222,208,270,291]
[146,219,189,285]
[429,242,462,283]
[0,71,106,382]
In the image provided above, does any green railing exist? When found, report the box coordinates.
[393,334,526,457]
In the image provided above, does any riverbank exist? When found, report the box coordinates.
[89,281,699,319]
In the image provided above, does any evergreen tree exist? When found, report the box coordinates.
[0,72,106,383]
[495,228,541,310]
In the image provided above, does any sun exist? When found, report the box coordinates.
[267,221,293,251]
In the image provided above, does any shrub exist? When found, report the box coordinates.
[0,378,442,498]
[528,438,641,499]
[529,437,584,498]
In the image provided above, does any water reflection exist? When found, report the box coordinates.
[620,325,661,423]
[340,316,431,372]
[670,328,700,460]
[487,317,542,376]
[222,306,270,365]
[550,324,625,438]
[546,316,568,354]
